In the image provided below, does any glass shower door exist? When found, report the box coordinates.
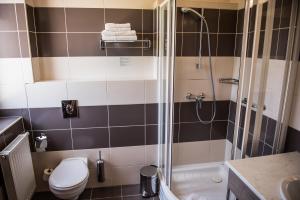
[157,0,176,187]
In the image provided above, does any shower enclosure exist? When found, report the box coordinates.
[156,0,300,199]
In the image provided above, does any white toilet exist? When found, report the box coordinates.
[49,157,89,200]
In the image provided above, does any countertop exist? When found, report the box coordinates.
[0,117,22,135]
[226,152,300,200]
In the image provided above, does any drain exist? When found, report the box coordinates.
[211,176,223,183]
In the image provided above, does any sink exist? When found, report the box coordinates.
[280,176,300,200]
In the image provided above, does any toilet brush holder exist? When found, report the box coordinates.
[97,151,105,182]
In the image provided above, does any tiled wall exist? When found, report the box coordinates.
[0,3,30,58]
[26,6,155,57]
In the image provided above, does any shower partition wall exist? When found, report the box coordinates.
[157,0,300,199]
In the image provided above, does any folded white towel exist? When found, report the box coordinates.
[102,35,138,41]
[102,30,136,36]
[105,23,131,29]
[105,27,131,32]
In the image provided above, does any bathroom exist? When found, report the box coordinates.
[0,0,299,199]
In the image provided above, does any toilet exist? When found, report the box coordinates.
[49,157,89,200]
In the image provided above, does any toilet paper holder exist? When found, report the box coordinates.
[35,133,47,152]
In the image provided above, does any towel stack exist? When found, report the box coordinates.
[101,23,137,41]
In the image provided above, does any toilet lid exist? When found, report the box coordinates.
[49,159,89,188]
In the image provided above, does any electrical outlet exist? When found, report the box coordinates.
[61,100,78,118]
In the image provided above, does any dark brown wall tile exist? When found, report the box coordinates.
[280,0,292,28]
[29,32,38,57]
[72,128,109,149]
[176,7,183,32]
[201,33,217,56]
[211,121,227,140]
[0,4,17,31]
[110,126,145,147]
[68,33,105,56]
[33,130,72,151]
[182,8,202,32]
[215,101,230,120]
[35,7,66,32]
[227,121,234,143]
[203,9,220,33]
[234,33,242,57]
[26,5,35,32]
[284,127,300,152]
[173,123,179,143]
[176,33,182,56]
[273,0,282,29]
[180,102,213,122]
[105,9,142,33]
[19,32,30,57]
[146,103,158,124]
[142,34,154,56]
[270,30,278,59]
[249,5,256,32]
[265,118,276,146]
[143,9,153,33]
[179,122,211,142]
[37,33,68,57]
[16,4,27,30]
[92,186,121,199]
[146,125,158,145]
[260,2,268,30]
[0,32,20,58]
[181,33,199,56]
[236,9,244,33]
[66,8,104,32]
[217,34,236,56]
[71,106,108,128]
[258,31,265,58]
[30,107,70,130]
[262,144,272,155]
[229,101,237,122]
[109,104,144,126]
[219,10,237,33]
[246,32,254,57]
[276,28,289,60]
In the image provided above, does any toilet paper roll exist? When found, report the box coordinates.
[43,168,53,182]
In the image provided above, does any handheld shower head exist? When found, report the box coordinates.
[181,7,205,20]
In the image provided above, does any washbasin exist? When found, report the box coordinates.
[280,176,300,200]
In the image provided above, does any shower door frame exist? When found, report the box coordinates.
[157,0,176,187]
[232,0,300,159]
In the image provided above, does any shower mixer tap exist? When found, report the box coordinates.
[186,92,205,101]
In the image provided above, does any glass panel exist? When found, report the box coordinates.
[157,0,176,186]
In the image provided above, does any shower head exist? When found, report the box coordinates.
[181,7,205,20]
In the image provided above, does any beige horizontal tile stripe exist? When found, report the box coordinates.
[26,0,156,9]
[177,0,240,10]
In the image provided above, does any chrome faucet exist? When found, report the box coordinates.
[186,92,205,101]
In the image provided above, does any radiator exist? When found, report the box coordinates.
[0,132,36,200]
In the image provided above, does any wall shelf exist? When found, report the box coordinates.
[100,39,151,49]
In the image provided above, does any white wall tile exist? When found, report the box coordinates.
[107,57,157,81]
[0,84,28,109]
[26,81,67,108]
[145,144,158,165]
[0,58,24,84]
[68,57,111,81]
[175,57,210,80]
[39,57,69,80]
[22,58,35,84]
[174,79,212,102]
[110,145,145,167]
[145,80,159,103]
[67,81,107,106]
[107,80,145,105]
[209,139,226,162]
[110,165,143,186]
[173,141,210,166]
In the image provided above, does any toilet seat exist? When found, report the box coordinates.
[49,158,89,189]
